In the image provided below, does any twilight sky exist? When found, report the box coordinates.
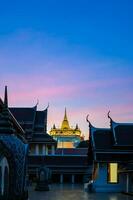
[0,0,133,138]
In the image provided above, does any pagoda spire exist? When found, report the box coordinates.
[4,85,8,108]
[0,86,14,134]
[61,108,70,129]
[64,107,67,120]
[75,124,79,129]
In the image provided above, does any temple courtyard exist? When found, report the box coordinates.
[29,184,133,200]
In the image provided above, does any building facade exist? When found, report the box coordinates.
[0,87,28,200]
[50,108,84,148]
[28,148,88,184]
[10,105,57,156]
[87,113,133,193]
[8,94,88,185]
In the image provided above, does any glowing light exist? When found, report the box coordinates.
[108,163,118,183]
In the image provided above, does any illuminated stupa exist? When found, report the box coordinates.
[49,108,84,148]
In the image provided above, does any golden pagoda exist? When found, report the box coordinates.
[49,108,84,148]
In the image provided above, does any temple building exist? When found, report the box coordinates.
[86,113,133,193]
[9,105,57,156]
[49,108,84,148]
[0,87,28,200]
[1,88,88,185]
[9,102,87,184]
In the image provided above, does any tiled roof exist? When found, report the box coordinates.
[9,106,55,144]
[96,151,133,162]
[34,110,47,132]
[112,122,133,146]
[9,107,48,133]
[9,107,36,123]
[34,110,47,127]
[28,155,88,166]
[31,133,56,143]
[89,122,133,162]
[92,128,113,150]
[0,95,25,141]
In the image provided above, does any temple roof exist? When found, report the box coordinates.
[107,111,133,147]
[34,110,47,126]
[0,86,26,142]
[9,104,56,144]
[28,155,88,166]
[90,128,113,150]
[10,107,36,123]
[0,89,15,134]
[34,110,47,132]
[111,121,133,146]
[95,152,133,162]
[87,117,133,163]
[9,107,48,134]
[31,133,56,144]
[0,87,56,145]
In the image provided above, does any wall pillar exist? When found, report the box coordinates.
[52,145,55,155]
[126,173,129,193]
[1,163,4,195]
[60,174,63,184]
[35,144,39,155]
[72,174,75,184]
[45,145,48,155]
[42,145,46,155]
[0,157,9,195]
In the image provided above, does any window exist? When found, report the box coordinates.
[108,163,118,183]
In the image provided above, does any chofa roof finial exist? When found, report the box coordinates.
[86,114,92,128]
[36,99,39,107]
[107,110,112,120]
[107,110,113,125]
[46,102,49,109]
